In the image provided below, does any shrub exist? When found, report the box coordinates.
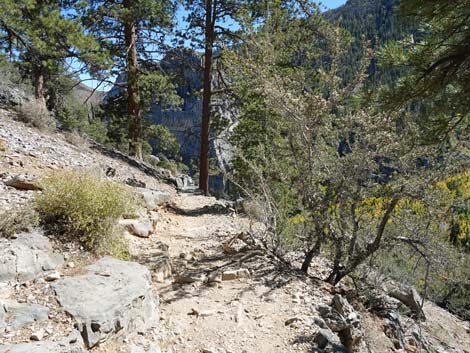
[0,205,39,238]
[156,156,189,176]
[83,119,110,145]
[64,130,88,149]
[15,98,56,131]
[56,96,89,131]
[35,171,132,259]
[0,138,6,152]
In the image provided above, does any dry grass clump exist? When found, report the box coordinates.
[64,130,89,149]
[15,98,56,131]
[0,205,39,238]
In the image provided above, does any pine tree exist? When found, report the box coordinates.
[83,0,178,160]
[182,0,248,194]
[379,0,470,140]
[0,0,109,104]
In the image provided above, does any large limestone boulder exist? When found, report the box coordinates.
[0,331,87,353]
[0,83,25,108]
[0,231,64,283]
[121,219,154,238]
[390,286,426,320]
[53,257,158,348]
[139,189,171,211]
[174,174,195,191]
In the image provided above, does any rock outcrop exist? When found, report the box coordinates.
[4,174,42,191]
[107,48,237,192]
[139,189,172,211]
[316,294,366,353]
[53,257,158,348]
[0,231,64,283]
[389,286,426,320]
[0,83,25,109]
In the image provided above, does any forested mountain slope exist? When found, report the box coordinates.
[326,0,416,86]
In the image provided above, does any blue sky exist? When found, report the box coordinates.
[322,0,347,9]
[80,0,348,91]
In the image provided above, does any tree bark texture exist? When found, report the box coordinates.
[198,0,214,195]
[124,0,143,160]
[33,64,45,104]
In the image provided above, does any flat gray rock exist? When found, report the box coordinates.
[0,331,87,353]
[390,286,426,320]
[1,300,49,328]
[0,231,64,283]
[53,257,158,348]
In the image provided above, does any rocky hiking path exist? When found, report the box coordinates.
[151,194,334,353]
[1,110,469,353]
[130,192,470,353]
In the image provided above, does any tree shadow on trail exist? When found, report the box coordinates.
[165,203,232,217]
[157,233,324,307]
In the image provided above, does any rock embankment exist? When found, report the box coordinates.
[0,232,161,352]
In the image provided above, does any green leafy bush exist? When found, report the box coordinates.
[155,156,188,176]
[56,96,89,131]
[83,118,110,145]
[0,205,39,238]
[35,171,132,259]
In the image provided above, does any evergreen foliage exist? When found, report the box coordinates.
[378,0,470,140]
[326,0,415,87]
[0,0,109,103]
[224,1,467,294]
[81,0,180,160]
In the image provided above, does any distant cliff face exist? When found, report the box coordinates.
[146,48,237,192]
[105,48,237,192]
[149,49,203,168]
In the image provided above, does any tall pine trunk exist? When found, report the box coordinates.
[124,0,143,160]
[32,64,46,104]
[198,0,214,195]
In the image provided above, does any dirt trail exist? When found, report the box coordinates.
[152,193,332,353]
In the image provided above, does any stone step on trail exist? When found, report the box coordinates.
[0,300,49,329]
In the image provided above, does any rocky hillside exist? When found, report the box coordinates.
[0,108,469,353]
